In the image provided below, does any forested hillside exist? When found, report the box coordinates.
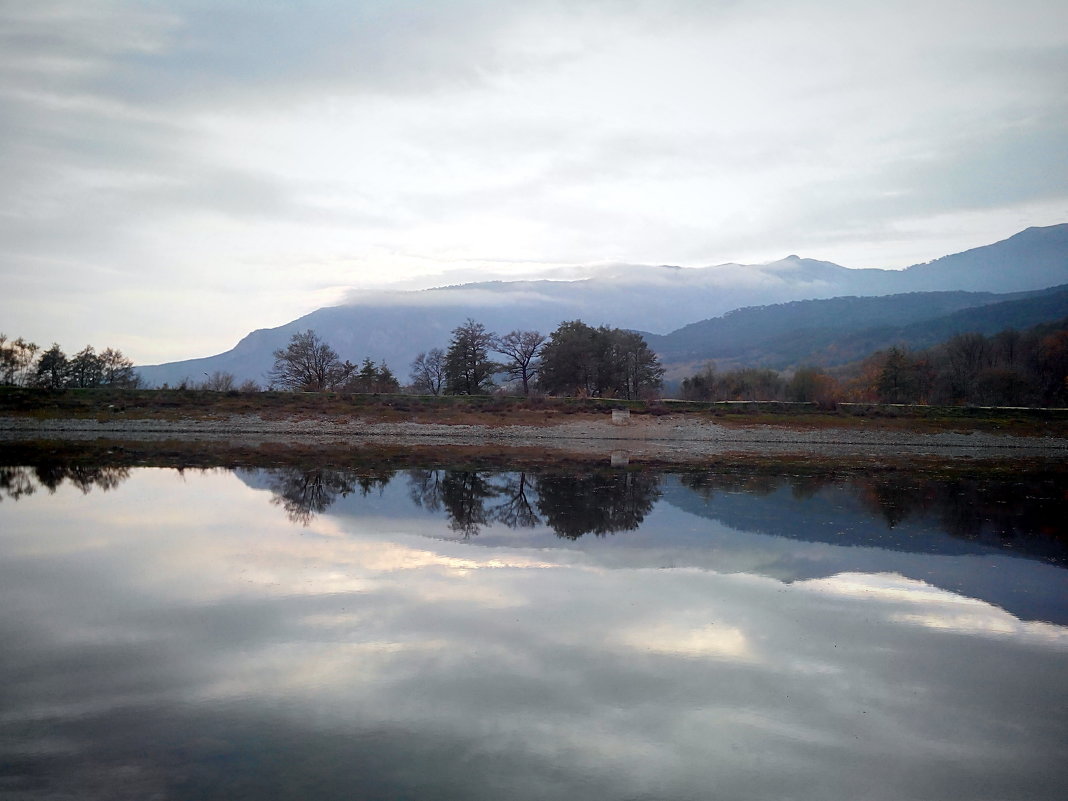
[649,284,1068,372]
[678,316,1068,408]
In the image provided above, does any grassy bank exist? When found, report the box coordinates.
[1,386,1067,435]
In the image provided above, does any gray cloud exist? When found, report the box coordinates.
[0,0,1065,361]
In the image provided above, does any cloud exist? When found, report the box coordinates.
[1,0,1066,362]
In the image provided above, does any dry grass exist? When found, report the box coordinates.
[2,387,1066,436]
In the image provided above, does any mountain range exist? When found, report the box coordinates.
[137,224,1068,387]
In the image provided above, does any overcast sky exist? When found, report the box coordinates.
[2,0,1066,364]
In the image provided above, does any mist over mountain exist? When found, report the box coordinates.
[136,225,1068,387]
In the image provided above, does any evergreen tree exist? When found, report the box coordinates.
[444,319,497,395]
[34,344,69,389]
[539,321,662,399]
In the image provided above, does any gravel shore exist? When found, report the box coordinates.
[3,414,1066,463]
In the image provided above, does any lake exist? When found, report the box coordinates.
[1,459,1066,800]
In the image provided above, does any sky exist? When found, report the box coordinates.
[1,0,1066,365]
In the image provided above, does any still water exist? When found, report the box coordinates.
[1,462,1066,800]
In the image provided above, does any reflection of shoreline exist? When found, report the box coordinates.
[4,458,1066,625]
[254,465,1068,568]
[5,454,1064,569]
[0,464,131,501]
[675,472,1068,565]
[244,465,1068,626]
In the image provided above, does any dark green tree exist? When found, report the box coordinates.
[537,320,600,396]
[680,364,717,401]
[67,346,105,388]
[602,328,664,400]
[34,344,69,389]
[538,321,663,399]
[877,347,918,403]
[345,359,400,393]
[444,319,497,395]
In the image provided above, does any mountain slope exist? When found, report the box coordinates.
[643,290,1021,363]
[650,284,1068,371]
[900,225,1068,292]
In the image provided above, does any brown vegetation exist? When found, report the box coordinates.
[1,386,1066,436]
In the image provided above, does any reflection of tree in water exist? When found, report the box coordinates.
[681,469,1067,563]
[407,469,658,539]
[408,469,540,537]
[536,471,660,539]
[440,471,498,537]
[680,471,801,501]
[0,466,38,501]
[493,472,540,529]
[0,464,131,501]
[857,479,929,530]
[923,479,1067,557]
[267,467,395,526]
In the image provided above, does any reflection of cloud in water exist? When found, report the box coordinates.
[1,468,1067,799]
[615,622,755,661]
[799,572,1068,646]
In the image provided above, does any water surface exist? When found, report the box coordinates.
[1,462,1065,800]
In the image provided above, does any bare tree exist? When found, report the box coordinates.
[201,371,237,391]
[409,348,447,395]
[0,335,40,386]
[493,330,545,395]
[99,347,139,388]
[267,330,354,391]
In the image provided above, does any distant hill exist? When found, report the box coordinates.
[647,284,1068,372]
[136,224,1068,387]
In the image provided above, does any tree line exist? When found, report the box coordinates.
[0,335,139,389]
[680,317,1068,407]
[270,319,664,398]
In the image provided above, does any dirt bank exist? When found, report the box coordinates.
[3,413,1066,466]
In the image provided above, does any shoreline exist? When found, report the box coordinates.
[4,413,1067,467]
